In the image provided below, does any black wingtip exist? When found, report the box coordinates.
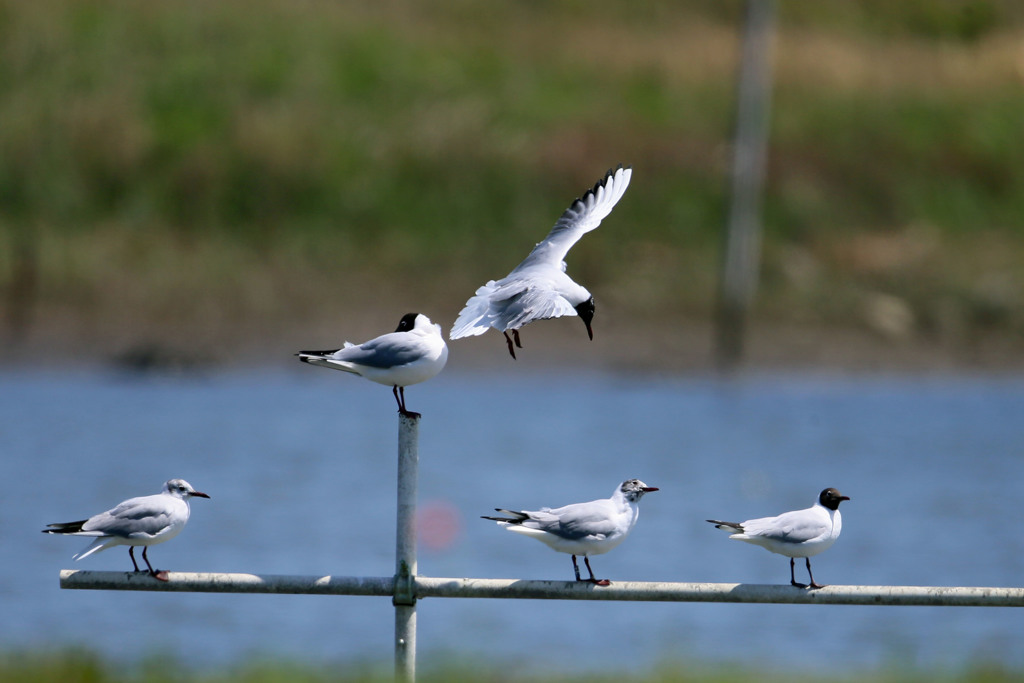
[297,349,338,362]
[482,508,529,524]
[579,164,631,203]
[43,520,88,534]
[603,163,630,184]
[706,519,743,532]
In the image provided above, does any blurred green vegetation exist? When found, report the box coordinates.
[1,0,1022,352]
[2,650,1022,683]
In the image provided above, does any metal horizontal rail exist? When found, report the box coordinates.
[59,570,1024,607]
[59,570,395,595]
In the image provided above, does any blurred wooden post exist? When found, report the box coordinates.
[394,413,419,682]
[716,0,776,369]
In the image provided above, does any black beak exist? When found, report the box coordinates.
[575,297,595,341]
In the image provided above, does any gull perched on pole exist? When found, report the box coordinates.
[297,312,448,418]
[43,478,210,582]
[707,487,849,589]
[483,478,658,585]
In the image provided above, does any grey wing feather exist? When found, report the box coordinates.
[83,497,174,538]
[743,511,828,544]
[491,285,577,331]
[331,335,422,369]
[450,281,500,338]
[451,278,577,337]
[537,501,617,540]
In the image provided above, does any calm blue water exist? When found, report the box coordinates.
[3,366,1023,674]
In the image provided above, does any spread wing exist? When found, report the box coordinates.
[514,165,631,272]
[450,279,577,337]
[488,283,578,331]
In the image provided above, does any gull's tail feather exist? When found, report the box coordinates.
[72,538,113,561]
[42,520,88,534]
[707,519,744,533]
[481,509,530,524]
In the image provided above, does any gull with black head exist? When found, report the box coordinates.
[450,165,632,359]
[707,487,849,589]
[297,312,448,418]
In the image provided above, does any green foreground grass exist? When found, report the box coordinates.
[1,1,1023,362]
[3,650,1023,683]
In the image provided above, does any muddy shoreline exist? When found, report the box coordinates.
[5,308,1021,375]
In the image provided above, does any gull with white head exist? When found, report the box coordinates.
[483,478,658,586]
[43,478,210,582]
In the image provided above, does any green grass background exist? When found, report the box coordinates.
[2,649,1022,683]
[1,0,1023,359]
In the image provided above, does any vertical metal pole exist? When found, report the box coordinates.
[716,0,776,369]
[394,413,419,682]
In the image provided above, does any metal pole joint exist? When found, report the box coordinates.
[393,560,416,607]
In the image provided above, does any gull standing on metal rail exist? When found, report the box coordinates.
[707,487,849,589]
[450,165,632,359]
[297,312,448,418]
[483,478,658,585]
[43,478,210,582]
